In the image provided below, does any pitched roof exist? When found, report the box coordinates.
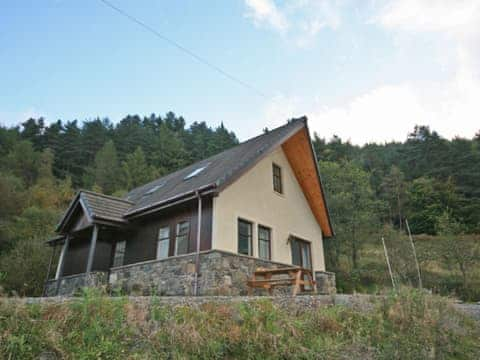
[56,190,132,232]
[56,117,334,236]
[80,191,132,224]
[124,118,306,216]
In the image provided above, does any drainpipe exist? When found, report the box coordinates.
[193,190,202,296]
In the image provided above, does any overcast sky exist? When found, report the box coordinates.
[1,0,479,144]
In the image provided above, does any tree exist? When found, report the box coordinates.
[121,147,158,189]
[381,165,406,230]
[436,210,479,290]
[5,140,40,186]
[93,140,120,194]
[0,207,59,296]
[319,160,384,270]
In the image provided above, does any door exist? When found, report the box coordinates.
[290,237,312,270]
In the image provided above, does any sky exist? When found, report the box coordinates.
[1,0,479,144]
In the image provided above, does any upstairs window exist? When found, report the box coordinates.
[258,225,271,260]
[157,226,170,259]
[175,221,190,255]
[238,219,252,256]
[112,240,126,267]
[272,163,283,194]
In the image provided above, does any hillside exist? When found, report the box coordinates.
[0,115,479,299]
[1,288,479,359]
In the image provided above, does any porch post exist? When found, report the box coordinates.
[55,235,70,295]
[86,224,99,274]
[193,192,202,296]
[42,243,57,296]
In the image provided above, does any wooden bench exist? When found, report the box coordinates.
[247,267,317,296]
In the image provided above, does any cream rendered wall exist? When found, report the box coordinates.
[211,147,325,271]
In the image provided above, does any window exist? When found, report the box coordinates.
[157,226,170,259]
[112,240,126,267]
[258,225,271,260]
[238,219,252,256]
[184,163,209,180]
[143,182,166,196]
[272,163,283,194]
[175,221,190,255]
[290,237,312,270]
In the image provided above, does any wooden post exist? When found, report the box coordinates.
[382,236,396,290]
[86,225,99,274]
[405,219,423,289]
[43,243,57,296]
[55,235,70,296]
[193,193,202,296]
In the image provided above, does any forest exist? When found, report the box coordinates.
[0,114,479,300]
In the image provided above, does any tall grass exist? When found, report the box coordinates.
[1,288,479,359]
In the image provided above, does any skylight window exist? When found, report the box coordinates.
[143,182,165,196]
[184,164,209,180]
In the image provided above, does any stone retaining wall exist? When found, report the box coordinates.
[8,294,480,321]
[45,272,108,296]
[47,250,336,296]
[109,250,336,296]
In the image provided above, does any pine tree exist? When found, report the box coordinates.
[93,140,120,194]
[122,147,158,189]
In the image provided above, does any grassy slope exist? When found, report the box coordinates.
[334,235,480,302]
[1,289,479,359]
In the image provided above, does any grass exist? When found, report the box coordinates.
[1,288,479,359]
[333,234,480,302]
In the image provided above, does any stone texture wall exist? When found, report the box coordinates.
[109,250,336,296]
[47,250,336,296]
[45,272,108,296]
[315,271,336,294]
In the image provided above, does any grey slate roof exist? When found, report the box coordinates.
[57,118,309,230]
[124,118,306,216]
[80,191,133,223]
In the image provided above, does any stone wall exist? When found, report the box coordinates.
[9,294,480,321]
[44,272,108,296]
[47,250,336,296]
[109,250,337,296]
[315,271,336,294]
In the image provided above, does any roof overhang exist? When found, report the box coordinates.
[55,191,130,234]
[281,122,334,237]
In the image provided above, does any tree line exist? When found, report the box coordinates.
[0,115,478,298]
[314,126,480,299]
[0,113,237,295]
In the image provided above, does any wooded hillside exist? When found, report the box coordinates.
[0,115,478,299]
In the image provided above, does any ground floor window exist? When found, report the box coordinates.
[175,221,190,255]
[258,225,271,260]
[290,237,312,270]
[157,226,170,259]
[112,240,126,267]
[238,219,252,255]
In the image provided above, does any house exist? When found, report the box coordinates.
[44,117,335,296]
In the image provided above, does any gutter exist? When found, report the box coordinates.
[124,183,217,219]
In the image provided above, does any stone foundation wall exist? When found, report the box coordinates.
[109,250,336,296]
[45,272,108,296]
[109,250,293,296]
[47,250,337,296]
[315,271,336,294]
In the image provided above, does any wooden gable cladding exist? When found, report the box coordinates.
[282,127,333,237]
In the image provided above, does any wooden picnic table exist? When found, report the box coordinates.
[247,266,317,296]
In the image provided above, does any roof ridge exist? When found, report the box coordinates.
[79,189,134,204]
[125,118,306,198]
